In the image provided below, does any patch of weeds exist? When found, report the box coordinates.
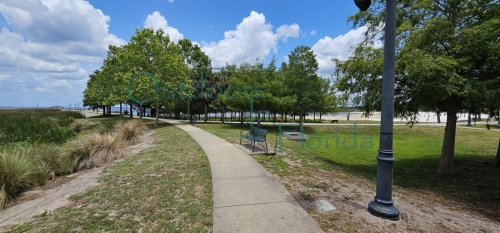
[328,214,341,221]
[34,210,48,218]
[407,227,426,232]
[300,191,311,200]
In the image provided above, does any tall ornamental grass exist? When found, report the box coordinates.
[115,119,148,145]
[0,147,50,208]
[0,109,83,145]
[0,117,145,210]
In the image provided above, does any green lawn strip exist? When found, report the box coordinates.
[196,123,500,222]
[9,121,213,233]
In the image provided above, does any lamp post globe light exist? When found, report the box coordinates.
[354,0,400,220]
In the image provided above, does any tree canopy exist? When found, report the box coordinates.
[334,0,500,177]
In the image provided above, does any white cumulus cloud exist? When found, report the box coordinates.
[0,0,126,106]
[199,11,300,68]
[312,25,382,75]
[276,23,300,42]
[143,11,184,42]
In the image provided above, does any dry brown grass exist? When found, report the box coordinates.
[115,119,148,145]
[63,133,129,172]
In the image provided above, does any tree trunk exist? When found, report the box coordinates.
[187,100,191,120]
[436,102,458,177]
[108,106,112,116]
[139,104,143,119]
[120,103,122,117]
[313,111,316,123]
[436,111,441,123]
[129,103,133,118]
[478,114,482,121]
[298,108,304,131]
[103,106,106,116]
[257,111,261,128]
[155,100,159,127]
[320,113,322,122]
[494,138,500,168]
[204,102,208,123]
[240,109,244,124]
[221,105,226,124]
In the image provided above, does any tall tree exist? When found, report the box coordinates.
[284,45,323,129]
[337,0,500,177]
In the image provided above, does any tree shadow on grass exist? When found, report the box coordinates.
[316,154,500,223]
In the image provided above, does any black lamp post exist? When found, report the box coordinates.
[354,0,400,220]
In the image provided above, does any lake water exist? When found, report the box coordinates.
[1,106,489,123]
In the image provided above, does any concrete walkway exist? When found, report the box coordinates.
[163,119,323,233]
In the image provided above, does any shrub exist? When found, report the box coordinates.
[63,133,129,172]
[115,119,148,145]
[34,144,73,178]
[0,148,49,209]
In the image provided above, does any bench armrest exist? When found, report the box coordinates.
[240,129,250,136]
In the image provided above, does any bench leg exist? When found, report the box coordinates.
[265,140,268,152]
[253,141,256,152]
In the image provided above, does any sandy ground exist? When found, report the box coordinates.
[277,158,500,233]
[0,131,155,232]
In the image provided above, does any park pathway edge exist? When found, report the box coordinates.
[163,119,323,233]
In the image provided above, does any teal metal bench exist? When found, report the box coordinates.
[240,127,268,152]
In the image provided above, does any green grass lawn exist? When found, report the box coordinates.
[8,119,213,232]
[196,122,500,222]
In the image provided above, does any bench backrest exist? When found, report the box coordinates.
[250,127,268,139]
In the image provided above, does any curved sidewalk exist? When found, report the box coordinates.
[164,119,323,233]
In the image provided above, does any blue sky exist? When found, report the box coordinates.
[0,0,370,107]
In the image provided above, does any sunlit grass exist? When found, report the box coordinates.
[197,122,500,222]
[9,122,213,232]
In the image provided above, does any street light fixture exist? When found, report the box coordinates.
[354,0,371,11]
[354,0,400,220]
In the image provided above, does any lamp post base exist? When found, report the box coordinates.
[368,200,400,221]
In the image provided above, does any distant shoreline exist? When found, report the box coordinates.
[1,107,489,123]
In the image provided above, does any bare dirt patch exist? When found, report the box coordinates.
[271,164,500,233]
[0,130,155,232]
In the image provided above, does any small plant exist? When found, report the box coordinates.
[115,119,148,145]
[486,117,491,130]
[299,191,311,200]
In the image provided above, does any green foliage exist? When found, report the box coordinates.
[0,109,82,145]
[0,147,50,208]
[284,46,324,126]
[34,144,73,178]
[336,0,500,176]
